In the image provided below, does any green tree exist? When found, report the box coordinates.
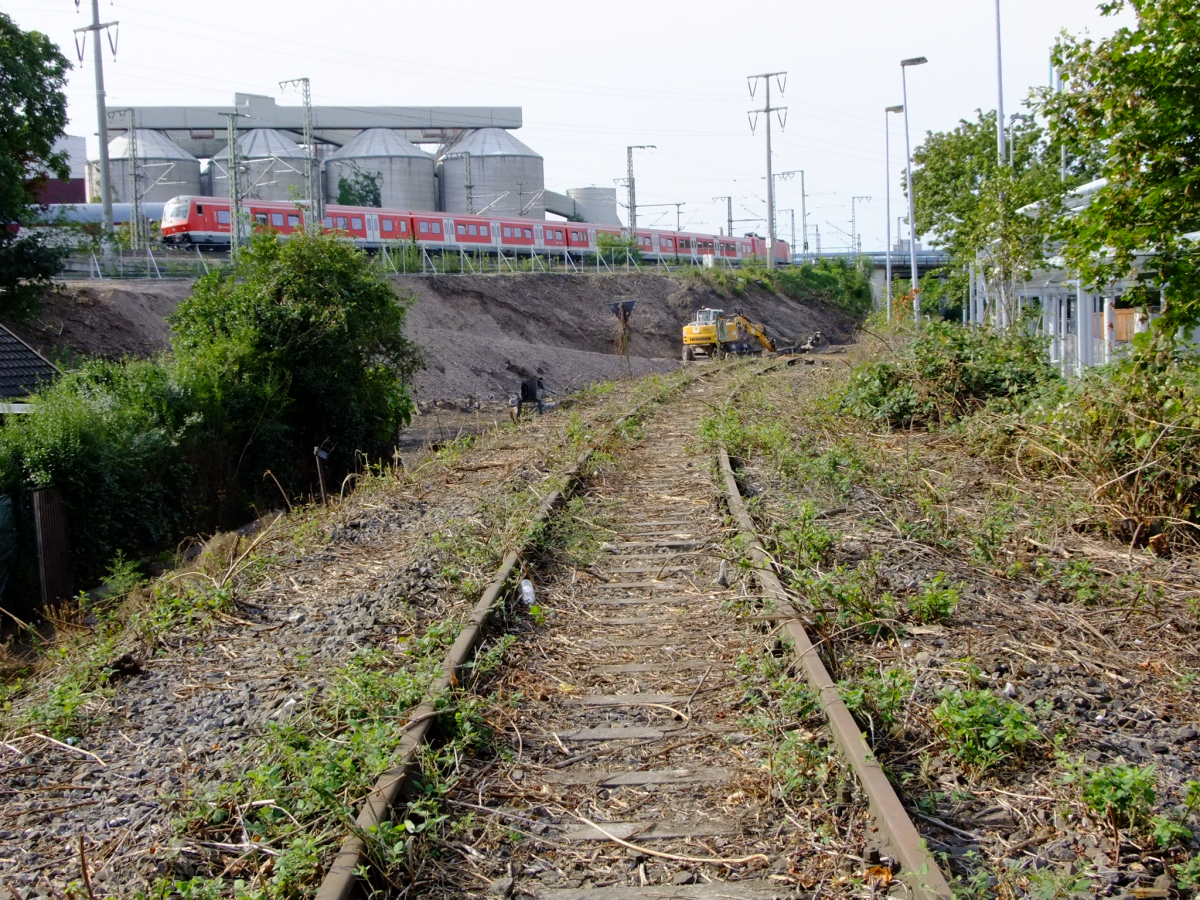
[336,169,382,208]
[910,109,1072,322]
[171,229,423,499]
[0,13,71,319]
[1042,0,1200,339]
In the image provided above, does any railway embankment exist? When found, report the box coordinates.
[6,271,855,401]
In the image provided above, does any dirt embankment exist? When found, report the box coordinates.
[6,273,855,400]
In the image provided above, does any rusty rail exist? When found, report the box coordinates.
[717,446,954,900]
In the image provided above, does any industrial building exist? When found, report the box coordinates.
[83,93,620,225]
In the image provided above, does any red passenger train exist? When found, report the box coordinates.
[158,196,790,265]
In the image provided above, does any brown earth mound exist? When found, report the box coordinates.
[5,272,855,400]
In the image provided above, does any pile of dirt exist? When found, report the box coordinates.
[5,272,855,400]
[5,281,192,366]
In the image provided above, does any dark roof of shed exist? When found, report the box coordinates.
[0,324,59,400]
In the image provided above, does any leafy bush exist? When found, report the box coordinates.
[932,688,1041,770]
[0,230,422,587]
[906,572,961,624]
[1016,346,1200,529]
[841,321,1060,427]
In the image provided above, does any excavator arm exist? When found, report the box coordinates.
[730,314,776,353]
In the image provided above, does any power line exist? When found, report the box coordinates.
[73,0,118,234]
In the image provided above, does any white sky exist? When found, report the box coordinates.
[10,0,1131,252]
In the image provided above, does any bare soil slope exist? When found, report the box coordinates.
[6,273,854,399]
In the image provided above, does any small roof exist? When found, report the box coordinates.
[0,325,59,400]
[213,128,306,160]
[441,127,541,159]
[328,128,432,161]
[108,129,198,161]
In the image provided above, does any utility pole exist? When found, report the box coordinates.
[995,0,1006,165]
[800,170,808,264]
[814,224,821,258]
[885,105,904,323]
[74,0,118,235]
[280,77,321,227]
[220,112,247,259]
[712,196,733,237]
[747,71,787,268]
[626,145,655,233]
[851,196,871,254]
[114,109,140,248]
[463,151,474,214]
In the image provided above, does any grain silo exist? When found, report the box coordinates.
[211,129,307,202]
[437,128,544,219]
[324,129,435,210]
[106,130,201,203]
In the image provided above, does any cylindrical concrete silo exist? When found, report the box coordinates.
[211,129,307,202]
[567,186,621,226]
[437,128,544,219]
[106,130,201,203]
[324,129,436,210]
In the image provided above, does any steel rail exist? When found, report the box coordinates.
[314,379,709,900]
[717,446,954,900]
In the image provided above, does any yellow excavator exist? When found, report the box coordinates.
[682,307,789,360]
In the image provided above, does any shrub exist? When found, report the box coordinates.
[932,688,1041,770]
[1015,345,1200,529]
[906,572,960,624]
[841,321,1060,427]
[0,231,423,588]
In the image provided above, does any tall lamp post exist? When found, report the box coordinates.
[901,56,928,323]
[884,105,904,323]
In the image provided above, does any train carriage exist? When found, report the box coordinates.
[159,195,790,264]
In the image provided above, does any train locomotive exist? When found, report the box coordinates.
[158,196,791,265]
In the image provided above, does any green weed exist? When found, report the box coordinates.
[906,573,961,624]
[933,688,1041,771]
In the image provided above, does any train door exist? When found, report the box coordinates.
[366,214,380,244]
[534,224,544,249]
[588,228,596,251]
[492,222,502,247]
[443,218,455,246]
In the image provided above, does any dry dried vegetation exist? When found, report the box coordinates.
[700,331,1200,898]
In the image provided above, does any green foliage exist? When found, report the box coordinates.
[1042,0,1200,338]
[336,168,382,208]
[1176,855,1200,890]
[1150,814,1192,848]
[1062,758,1157,838]
[841,321,1059,427]
[0,230,423,585]
[0,13,71,318]
[1016,350,1200,526]
[172,229,422,487]
[766,258,874,319]
[910,109,1079,321]
[596,232,641,266]
[932,688,1041,771]
[839,666,913,732]
[906,573,960,624]
[798,559,898,640]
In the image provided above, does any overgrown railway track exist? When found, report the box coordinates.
[324,367,950,899]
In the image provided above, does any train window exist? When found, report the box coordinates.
[523,228,532,239]
[196,205,204,215]
[432,222,442,233]
[398,221,406,232]
[288,214,300,227]
[323,216,333,228]
[480,225,488,237]
[255,212,269,225]
[468,224,477,236]
[382,219,393,232]
[337,217,348,229]
[502,226,512,237]
[663,238,673,248]
[217,209,230,224]
[351,217,363,229]
[557,230,564,240]
[419,221,430,233]
[270,213,283,227]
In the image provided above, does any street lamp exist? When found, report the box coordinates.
[885,104,904,323]
[901,56,928,323]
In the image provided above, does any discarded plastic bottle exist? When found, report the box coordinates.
[520,579,536,607]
